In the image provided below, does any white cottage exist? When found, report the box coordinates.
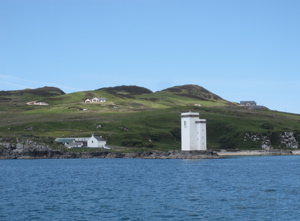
[84,97,106,103]
[55,135,107,148]
[92,97,106,102]
[181,112,207,151]
[87,134,107,148]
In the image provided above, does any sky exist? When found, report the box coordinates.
[1,0,300,113]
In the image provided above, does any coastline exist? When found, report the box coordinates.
[2,142,300,159]
[217,149,300,156]
[0,150,219,160]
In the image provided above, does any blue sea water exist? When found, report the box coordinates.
[1,156,300,221]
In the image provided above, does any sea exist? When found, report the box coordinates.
[1,156,300,221]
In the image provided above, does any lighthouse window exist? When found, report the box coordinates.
[184,121,187,128]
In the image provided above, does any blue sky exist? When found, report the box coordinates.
[1,0,300,113]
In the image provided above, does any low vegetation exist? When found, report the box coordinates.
[1,85,300,152]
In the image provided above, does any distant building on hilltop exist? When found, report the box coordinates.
[240,101,267,110]
[240,101,256,106]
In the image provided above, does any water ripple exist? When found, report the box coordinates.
[1,157,300,220]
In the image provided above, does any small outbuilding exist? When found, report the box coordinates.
[26,101,49,105]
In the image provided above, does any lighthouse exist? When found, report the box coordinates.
[181,112,207,151]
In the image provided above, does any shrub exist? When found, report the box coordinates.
[219,135,237,149]
[170,128,181,141]
[121,139,144,147]
[261,123,274,130]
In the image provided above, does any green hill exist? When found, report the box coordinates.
[1,84,300,152]
[0,86,65,102]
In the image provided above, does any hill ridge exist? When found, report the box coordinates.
[1,84,300,152]
[162,84,224,101]
[0,86,65,97]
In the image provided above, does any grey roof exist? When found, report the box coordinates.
[94,136,106,141]
[240,101,256,106]
[55,138,75,143]
[56,135,106,143]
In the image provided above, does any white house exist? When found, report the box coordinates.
[55,135,107,149]
[240,101,256,106]
[87,134,107,148]
[85,97,106,103]
[92,97,106,102]
[181,112,207,151]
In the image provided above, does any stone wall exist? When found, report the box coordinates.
[244,132,299,150]
[279,132,298,149]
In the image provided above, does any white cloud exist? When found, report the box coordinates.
[1,81,30,90]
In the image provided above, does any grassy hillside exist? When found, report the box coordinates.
[1,85,300,152]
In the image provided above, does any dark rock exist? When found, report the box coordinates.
[0,141,219,159]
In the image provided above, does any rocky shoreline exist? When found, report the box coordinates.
[0,149,219,160]
[217,149,300,156]
[2,141,300,160]
[0,142,219,159]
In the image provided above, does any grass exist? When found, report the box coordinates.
[1,86,300,152]
[2,106,299,152]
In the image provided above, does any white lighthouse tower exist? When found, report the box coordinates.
[181,112,207,151]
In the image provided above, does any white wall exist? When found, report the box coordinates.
[87,136,98,148]
[87,136,106,148]
[181,112,207,151]
[199,119,207,150]
[181,112,198,151]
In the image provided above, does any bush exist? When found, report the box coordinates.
[121,139,144,147]
[261,123,274,130]
[170,128,181,141]
[145,143,154,148]
[219,135,237,149]
[270,132,279,145]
